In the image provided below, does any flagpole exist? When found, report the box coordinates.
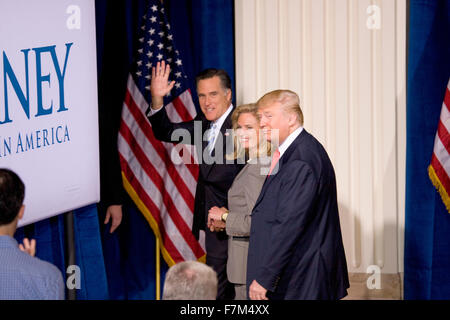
[156,237,161,300]
[64,211,76,300]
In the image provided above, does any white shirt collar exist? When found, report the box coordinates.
[278,126,303,158]
[211,104,233,131]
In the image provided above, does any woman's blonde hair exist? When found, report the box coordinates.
[226,104,272,160]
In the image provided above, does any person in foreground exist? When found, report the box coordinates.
[247,90,349,300]
[208,104,271,300]
[162,261,218,300]
[0,168,65,300]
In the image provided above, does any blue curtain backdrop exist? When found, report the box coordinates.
[96,0,236,299]
[166,0,236,104]
[405,0,450,299]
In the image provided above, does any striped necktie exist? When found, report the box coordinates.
[268,149,281,176]
[206,123,217,154]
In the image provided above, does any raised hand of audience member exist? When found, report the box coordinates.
[19,237,36,257]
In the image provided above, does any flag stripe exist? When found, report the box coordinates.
[431,153,450,196]
[165,100,184,123]
[439,100,450,136]
[119,154,184,262]
[128,78,200,175]
[126,77,200,189]
[119,138,198,261]
[119,1,205,266]
[120,106,195,224]
[119,120,204,257]
[126,84,199,180]
[119,120,194,240]
[444,86,450,113]
[127,76,198,170]
[172,96,192,121]
[434,128,450,173]
[164,90,197,123]
[437,120,450,155]
[120,113,200,245]
[182,89,198,119]
[123,90,196,207]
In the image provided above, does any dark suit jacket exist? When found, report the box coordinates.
[148,106,244,259]
[246,129,349,300]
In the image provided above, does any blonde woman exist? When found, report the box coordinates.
[208,103,271,300]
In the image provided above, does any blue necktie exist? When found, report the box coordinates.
[206,123,217,154]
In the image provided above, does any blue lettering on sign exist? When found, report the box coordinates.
[56,126,63,143]
[2,49,30,123]
[64,126,70,142]
[1,124,71,158]
[25,133,33,151]
[1,43,73,124]
[36,130,42,148]
[16,134,23,153]
[3,137,11,156]
[43,129,49,146]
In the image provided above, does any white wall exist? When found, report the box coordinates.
[235,0,406,274]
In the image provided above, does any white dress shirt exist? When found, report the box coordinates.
[207,104,233,146]
[278,126,304,159]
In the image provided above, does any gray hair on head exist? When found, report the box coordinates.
[162,261,218,300]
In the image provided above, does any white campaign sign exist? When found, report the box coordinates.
[0,0,100,226]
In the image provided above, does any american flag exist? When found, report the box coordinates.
[428,78,450,213]
[118,0,206,265]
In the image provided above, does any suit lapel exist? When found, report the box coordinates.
[203,107,234,179]
[199,118,212,178]
[253,159,283,209]
[232,161,249,183]
[252,129,309,212]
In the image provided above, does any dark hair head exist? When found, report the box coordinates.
[0,169,25,226]
[195,68,232,91]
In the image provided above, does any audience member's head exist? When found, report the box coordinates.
[162,261,218,300]
[0,169,25,235]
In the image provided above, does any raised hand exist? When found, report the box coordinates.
[19,238,36,257]
[150,60,175,109]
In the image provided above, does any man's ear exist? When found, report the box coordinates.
[225,88,232,102]
[288,112,298,126]
[18,205,25,220]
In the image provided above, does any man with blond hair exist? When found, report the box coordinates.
[246,90,349,300]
